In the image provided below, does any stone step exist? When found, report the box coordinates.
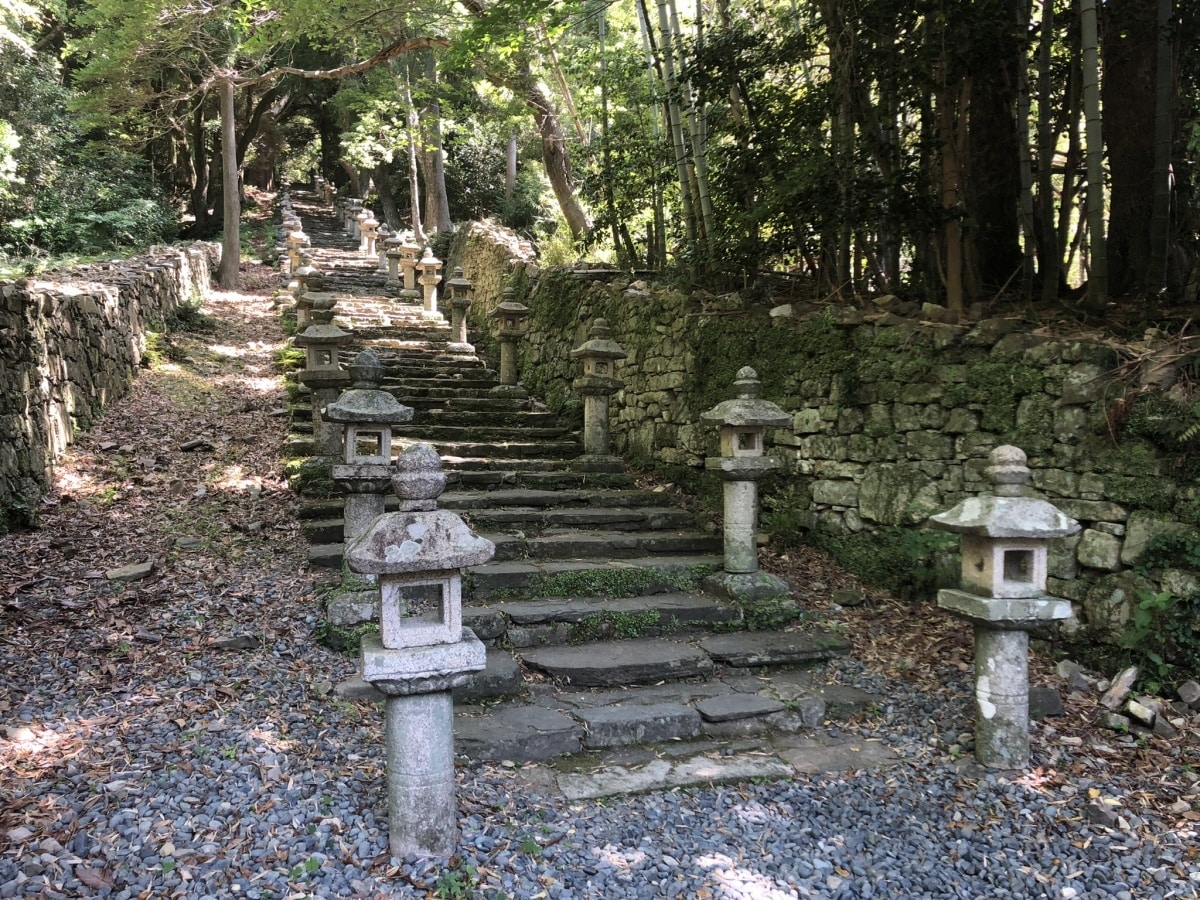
[481,593,741,648]
[309,529,719,567]
[440,488,681,511]
[426,440,584,459]
[410,409,561,428]
[489,530,721,562]
[520,638,715,687]
[448,469,638,490]
[392,424,573,442]
[468,555,724,599]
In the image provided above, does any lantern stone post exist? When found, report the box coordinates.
[700,367,791,603]
[384,234,405,288]
[325,351,415,543]
[929,445,1078,769]
[294,299,353,458]
[286,225,309,273]
[355,207,372,249]
[489,288,529,399]
[417,248,443,317]
[445,268,473,351]
[571,318,627,458]
[346,443,493,858]
[323,181,335,205]
[399,237,422,299]
[345,199,362,236]
[360,210,378,257]
[375,223,392,273]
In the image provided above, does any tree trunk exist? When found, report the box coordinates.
[966,0,1023,294]
[419,52,452,233]
[1016,0,1036,302]
[505,133,517,204]
[401,65,424,242]
[1146,0,1176,294]
[1081,0,1108,307]
[938,77,972,314]
[653,0,698,251]
[1036,0,1060,302]
[217,76,240,290]
[1102,0,1156,296]
[189,104,211,235]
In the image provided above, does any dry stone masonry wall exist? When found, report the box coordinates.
[0,243,219,528]
[449,224,1196,648]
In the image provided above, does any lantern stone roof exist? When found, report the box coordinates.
[571,318,627,361]
[323,351,414,426]
[700,367,789,428]
[346,510,495,575]
[929,446,1080,539]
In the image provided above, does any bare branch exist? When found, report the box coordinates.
[233,35,449,88]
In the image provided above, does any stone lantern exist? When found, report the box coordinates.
[294,300,353,457]
[346,443,493,857]
[445,267,473,350]
[290,251,323,302]
[286,226,309,273]
[398,237,422,298]
[489,288,529,399]
[571,318,627,458]
[323,181,335,205]
[334,196,345,224]
[384,233,405,288]
[700,367,791,603]
[360,209,379,257]
[345,198,363,236]
[325,351,414,544]
[417,247,443,317]
[930,445,1079,769]
[375,223,392,273]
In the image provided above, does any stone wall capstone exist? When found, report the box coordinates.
[0,243,219,529]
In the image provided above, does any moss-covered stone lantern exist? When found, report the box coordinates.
[445,267,473,349]
[929,445,1079,769]
[346,442,493,858]
[700,367,791,604]
[489,288,529,399]
[571,318,627,458]
[294,299,353,457]
[417,247,443,317]
[325,350,415,543]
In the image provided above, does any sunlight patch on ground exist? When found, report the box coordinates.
[592,844,647,869]
[210,465,262,494]
[695,852,801,899]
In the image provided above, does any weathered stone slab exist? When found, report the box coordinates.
[455,706,582,761]
[520,639,714,686]
[774,735,899,774]
[106,561,155,582]
[557,754,795,801]
[494,593,736,627]
[1076,528,1122,572]
[696,694,786,722]
[454,650,523,702]
[699,631,851,668]
[576,703,701,748]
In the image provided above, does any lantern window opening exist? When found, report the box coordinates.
[1003,549,1034,585]
[379,575,462,650]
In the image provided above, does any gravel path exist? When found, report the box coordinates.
[2,259,1198,899]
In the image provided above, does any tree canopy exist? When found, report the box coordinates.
[1,0,1197,313]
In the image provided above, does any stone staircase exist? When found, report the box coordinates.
[283,191,876,774]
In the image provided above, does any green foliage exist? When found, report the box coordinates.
[760,481,813,549]
[284,458,336,498]
[274,346,307,373]
[313,620,379,654]
[570,610,662,644]
[1118,589,1200,691]
[501,564,720,600]
[1134,531,1200,574]
[808,527,957,602]
[0,497,34,534]
[941,361,1044,433]
[435,862,480,899]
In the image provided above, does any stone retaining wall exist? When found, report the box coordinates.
[448,224,1197,644]
[0,243,219,529]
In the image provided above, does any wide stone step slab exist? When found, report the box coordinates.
[698,631,853,667]
[468,555,724,598]
[520,638,715,687]
[455,706,583,762]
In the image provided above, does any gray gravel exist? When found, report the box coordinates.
[3,597,1198,899]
